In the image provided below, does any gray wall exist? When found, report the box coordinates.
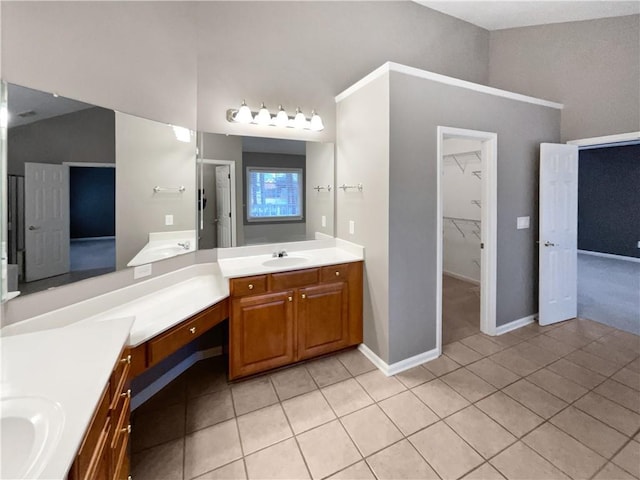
[115,113,196,269]
[489,15,640,142]
[387,71,560,363]
[8,107,115,176]
[306,142,335,239]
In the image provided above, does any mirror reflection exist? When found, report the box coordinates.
[198,133,334,248]
[4,83,196,297]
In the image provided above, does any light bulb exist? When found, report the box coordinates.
[255,102,271,125]
[275,105,289,127]
[294,107,307,129]
[310,110,324,131]
[234,100,253,124]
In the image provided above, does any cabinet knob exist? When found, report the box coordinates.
[301,294,306,299]
[122,424,132,434]
[121,389,131,399]
[248,284,254,290]
[120,354,131,364]
[288,296,292,302]
[190,327,197,334]
[335,271,340,277]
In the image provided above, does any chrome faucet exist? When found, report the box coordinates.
[272,250,288,258]
[178,241,191,250]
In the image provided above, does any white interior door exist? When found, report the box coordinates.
[539,143,579,325]
[25,163,70,281]
[215,165,232,248]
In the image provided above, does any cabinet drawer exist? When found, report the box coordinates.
[85,417,110,480]
[231,275,268,296]
[110,395,131,478]
[320,264,350,283]
[147,301,228,366]
[270,268,319,290]
[76,385,110,478]
[110,349,131,406]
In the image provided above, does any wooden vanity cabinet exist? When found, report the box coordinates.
[229,261,363,379]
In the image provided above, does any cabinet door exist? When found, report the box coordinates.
[297,282,349,360]
[230,291,295,379]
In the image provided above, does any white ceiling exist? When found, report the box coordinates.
[8,84,93,128]
[415,1,640,30]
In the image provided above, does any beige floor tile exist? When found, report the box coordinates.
[462,463,505,480]
[574,392,640,437]
[583,340,639,366]
[306,356,351,387]
[566,318,615,340]
[602,330,640,353]
[443,341,484,365]
[466,358,520,389]
[612,441,640,478]
[194,459,247,480]
[446,405,516,459]
[490,442,570,480]
[461,334,505,356]
[187,389,235,433]
[547,358,607,389]
[394,365,435,388]
[270,365,317,401]
[526,368,588,403]
[231,376,278,416]
[629,357,640,374]
[550,406,628,458]
[367,439,439,479]
[613,367,640,391]
[595,380,640,414]
[187,357,230,399]
[503,379,567,419]
[545,325,594,348]
[131,438,183,480]
[297,420,362,479]
[412,379,470,418]
[565,349,620,377]
[327,461,375,480]
[593,462,636,480]
[244,438,310,480]
[355,369,406,401]
[440,368,496,402]
[340,404,403,456]
[488,332,523,348]
[131,402,186,453]
[526,334,577,356]
[490,348,541,377]
[282,390,336,434]
[423,355,462,377]
[476,391,544,438]
[523,423,606,479]
[184,419,243,479]
[511,342,560,367]
[237,404,293,455]
[321,378,374,417]
[409,421,483,480]
[336,348,377,376]
[510,324,543,340]
[378,390,438,436]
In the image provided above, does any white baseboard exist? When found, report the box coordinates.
[358,343,440,377]
[578,249,640,264]
[443,271,481,285]
[495,314,537,335]
[131,346,222,410]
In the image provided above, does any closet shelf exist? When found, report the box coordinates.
[443,150,482,173]
[471,200,481,208]
[443,216,481,238]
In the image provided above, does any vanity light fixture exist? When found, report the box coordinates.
[226,101,324,131]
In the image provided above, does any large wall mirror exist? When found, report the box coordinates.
[197,132,334,248]
[3,82,196,298]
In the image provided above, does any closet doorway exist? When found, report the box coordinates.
[436,127,497,352]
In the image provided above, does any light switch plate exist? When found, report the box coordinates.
[349,220,355,235]
[322,215,326,228]
[517,216,530,230]
[134,264,152,279]
[165,214,174,226]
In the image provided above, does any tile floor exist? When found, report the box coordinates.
[442,275,481,345]
[131,318,640,480]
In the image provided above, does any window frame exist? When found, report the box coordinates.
[244,166,305,224]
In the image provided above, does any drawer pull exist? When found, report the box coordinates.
[288,296,292,302]
[120,354,131,365]
[121,389,131,399]
[248,284,254,290]
[301,294,306,299]
[189,327,197,334]
[335,271,340,277]
[121,424,132,434]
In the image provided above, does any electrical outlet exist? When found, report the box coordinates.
[165,214,174,226]
[349,220,355,235]
[134,264,152,279]
[322,215,327,228]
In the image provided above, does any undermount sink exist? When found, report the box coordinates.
[1,396,65,479]
[262,256,310,267]
[146,245,186,257]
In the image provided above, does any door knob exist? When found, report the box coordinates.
[28,225,40,231]
[544,241,556,247]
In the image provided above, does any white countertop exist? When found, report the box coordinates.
[0,316,134,480]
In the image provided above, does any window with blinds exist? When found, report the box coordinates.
[246,167,304,222]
